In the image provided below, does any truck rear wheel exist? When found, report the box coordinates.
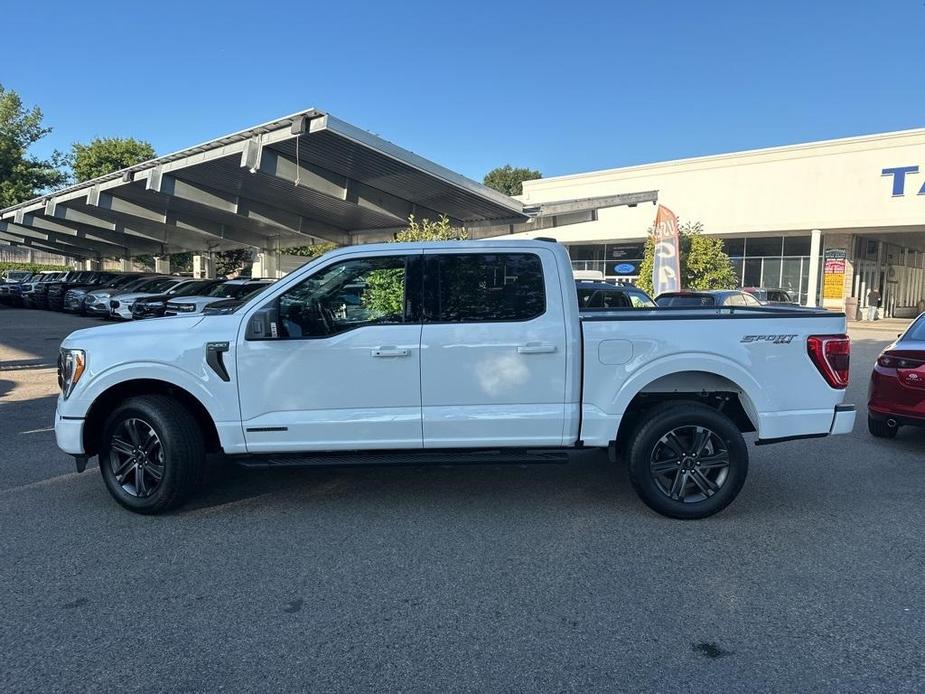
[626,402,748,519]
[99,395,205,514]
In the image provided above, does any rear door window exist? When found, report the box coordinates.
[427,253,545,322]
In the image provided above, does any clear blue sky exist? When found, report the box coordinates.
[3,0,924,182]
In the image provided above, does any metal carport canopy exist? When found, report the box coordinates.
[0,108,531,259]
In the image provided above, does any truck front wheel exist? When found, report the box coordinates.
[99,395,205,514]
[626,402,748,519]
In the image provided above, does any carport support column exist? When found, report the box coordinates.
[82,258,101,271]
[193,253,213,279]
[253,247,280,279]
[154,255,171,274]
[119,256,133,272]
[805,229,822,307]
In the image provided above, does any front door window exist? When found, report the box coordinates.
[277,256,410,338]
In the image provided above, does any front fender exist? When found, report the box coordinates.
[61,361,239,426]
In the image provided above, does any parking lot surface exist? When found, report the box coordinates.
[1,306,923,693]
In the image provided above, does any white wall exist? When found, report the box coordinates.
[516,128,925,242]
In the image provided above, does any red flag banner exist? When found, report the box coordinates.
[652,205,681,295]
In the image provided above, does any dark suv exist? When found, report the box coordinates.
[24,271,71,309]
[131,278,227,319]
[0,272,33,306]
[63,273,148,314]
[47,271,120,311]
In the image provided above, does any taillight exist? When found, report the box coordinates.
[807,334,850,389]
[877,352,925,369]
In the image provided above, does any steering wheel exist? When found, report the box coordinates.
[311,298,334,334]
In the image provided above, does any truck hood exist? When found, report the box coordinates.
[61,315,206,349]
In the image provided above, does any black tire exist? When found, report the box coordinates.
[627,401,748,519]
[99,395,205,514]
[868,415,898,439]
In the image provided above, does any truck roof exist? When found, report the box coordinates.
[326,239,563,254]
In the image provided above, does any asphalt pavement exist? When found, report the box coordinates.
[0,306,923,693]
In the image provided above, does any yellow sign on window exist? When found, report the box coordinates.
[823,273,844,299]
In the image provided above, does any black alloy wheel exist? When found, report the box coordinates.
[99,395,205,514]
[627,401,748,519]
[648,425,730,503]
[108,418,165,498]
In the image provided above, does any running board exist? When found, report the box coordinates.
[229,449,571,469]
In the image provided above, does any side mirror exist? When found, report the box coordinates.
[245,304,280,340]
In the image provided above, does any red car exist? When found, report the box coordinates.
[868,315,925,438]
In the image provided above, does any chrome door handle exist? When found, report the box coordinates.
[371,347,410,358]
[516,343,557,354]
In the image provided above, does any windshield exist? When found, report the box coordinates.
[135,277,182,294]
[104,274,142,288]
[166,279,217,297]
[656,294,716,307]
[205,282,268,299]
[115,277,159,292]
[239,284,271,300]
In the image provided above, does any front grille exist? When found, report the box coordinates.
[56,353,63,392]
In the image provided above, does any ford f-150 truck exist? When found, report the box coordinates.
[54,240,856,518]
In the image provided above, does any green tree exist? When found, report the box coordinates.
[394,214,468,242]
[71,137,155,182]
[482,165,542,196]
[215,248,253,277]
[363,215,468,315]
[170,251,193,273]
[636,221,737,296]
[287,241,338,258]
[0,84,68,208]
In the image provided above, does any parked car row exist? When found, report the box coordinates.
[0,269,274,320]
[654,288,800,308]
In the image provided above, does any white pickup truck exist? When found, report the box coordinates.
[54,240,856,518]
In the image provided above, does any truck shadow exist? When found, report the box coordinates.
[185,449,640,515]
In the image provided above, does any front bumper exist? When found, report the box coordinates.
[55,406,85,455]
[110,304,134,320]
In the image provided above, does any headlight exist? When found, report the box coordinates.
[58,349,86,399]
[170,303,196,312]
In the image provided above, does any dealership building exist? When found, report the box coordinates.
[503,128,925,315]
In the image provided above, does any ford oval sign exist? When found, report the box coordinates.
[614,263,636,274]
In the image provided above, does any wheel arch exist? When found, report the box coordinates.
[612,368,760,458]
[82,379,221,457]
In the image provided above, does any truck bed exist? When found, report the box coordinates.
[577,306,850,446]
